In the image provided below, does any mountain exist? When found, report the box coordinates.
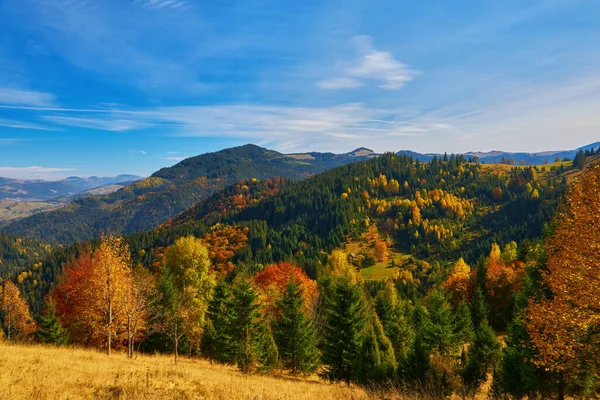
[1,144,373,244]
[0,174,141,202]
[398,141,600,165]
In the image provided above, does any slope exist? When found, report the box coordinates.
[1,144,372,244]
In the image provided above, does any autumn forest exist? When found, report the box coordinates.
[1,144,600,399]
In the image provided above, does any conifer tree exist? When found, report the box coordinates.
[355,325,383,383]
[462,320,501,391]
[37,298,68,345]
[374,280,414,358]
[453,301,474,345]
[470,286,489,329]
[229,276,263,373]
[274,277,320,375]
[202,281,234,363]
[421,289,457,356]
[321,275,367,383]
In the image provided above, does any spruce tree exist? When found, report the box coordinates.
[462,320,501,391]
[274,278,320,375]
[374,280,414,358]
[470,286,489,328]
[37,299,68,345]
[453,301,474,345]
[229,276,263,373]
[354,325,383,383]
[421,289,457,356]
[202,281,234,363]
[321,275,367,383]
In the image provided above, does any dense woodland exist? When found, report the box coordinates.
[1,146,600,399]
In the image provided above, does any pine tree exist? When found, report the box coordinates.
[453,301,474,345]
[202,281,234,363]
[321,275,367,383]
[421,289,457,356]
[354,325,383,383]
[229,276,263,373]
[374,280,414,358]
[398,331,431,384]
[37,298,68,345]
[257,322,279,372]
[274,278,320,375]
[462,320,501,392]
[470,286,489,328]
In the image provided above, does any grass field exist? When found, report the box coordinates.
[0,200,63,223]
[360,253,411,281]
[0,343,375,400]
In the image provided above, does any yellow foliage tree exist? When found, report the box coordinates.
[1,280,37,343]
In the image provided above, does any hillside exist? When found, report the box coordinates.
[0,344,375,400]
[0,174,140,201]
[1,145,371,244]
[0,233,51,278]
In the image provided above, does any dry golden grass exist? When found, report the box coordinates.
[0,343,378,400]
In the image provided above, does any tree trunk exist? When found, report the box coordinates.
[174,324,179,364]
[107,299,112,356]
[557,373,566,400]
[127,317,133,359]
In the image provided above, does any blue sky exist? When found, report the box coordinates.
[1,0,600,179]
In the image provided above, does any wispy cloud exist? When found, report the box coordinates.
[0,87,55,107]
[318,36,420,90]
[140,0,189,10]
[129,149,147,155]
[0,117,57,131]
[165,156,186,162]
[43,115,154,131]
[0,166,77,180]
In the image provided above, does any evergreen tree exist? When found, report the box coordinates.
[398,331,431,384]
[462,320,501,392]
[470,286,489,328]
[321,275,367,383]
[453,301,474,345]
[421,289,457,355]
[374,280,414,358]
[274,278,320,375]
[229,276,263,373]
[257,322,279,372]
[37,298,68,345]
[573,149,586,170]
[354,325,383,383]
[201,281,234,363]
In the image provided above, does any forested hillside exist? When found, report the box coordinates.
[18,151,578,313]
[1,145,372,244]
[3,150,600,399]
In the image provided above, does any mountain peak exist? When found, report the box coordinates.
[347,147,376,157]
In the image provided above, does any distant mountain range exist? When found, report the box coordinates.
[1,145,374,244]
[0,175,141,202]
[397,142,600,165]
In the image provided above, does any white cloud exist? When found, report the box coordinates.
[165,156,186,162]
[129,149,147,155]
[0,118,57,131]
[318,35,419,90]
[0,166,77,180]
[0,87,55,107]
[317,78,363,89]
[44,115,153,131]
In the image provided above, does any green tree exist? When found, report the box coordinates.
[374,280,414,358]
[229,276,263,373]
[37,298,68,345]
[321,275,367,383]
[453,301,474,345]
[470,286,489,328]
[201,281,234,363]
[274,277,320,375]
[421,289,457,356]
[462,320,501,392]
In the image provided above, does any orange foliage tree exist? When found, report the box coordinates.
[526,166,600,390]
[0,280,37,343]
[484,243,524,328]
[442,257,471,306]
[254,262,318,316]
[54,238,134,355]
